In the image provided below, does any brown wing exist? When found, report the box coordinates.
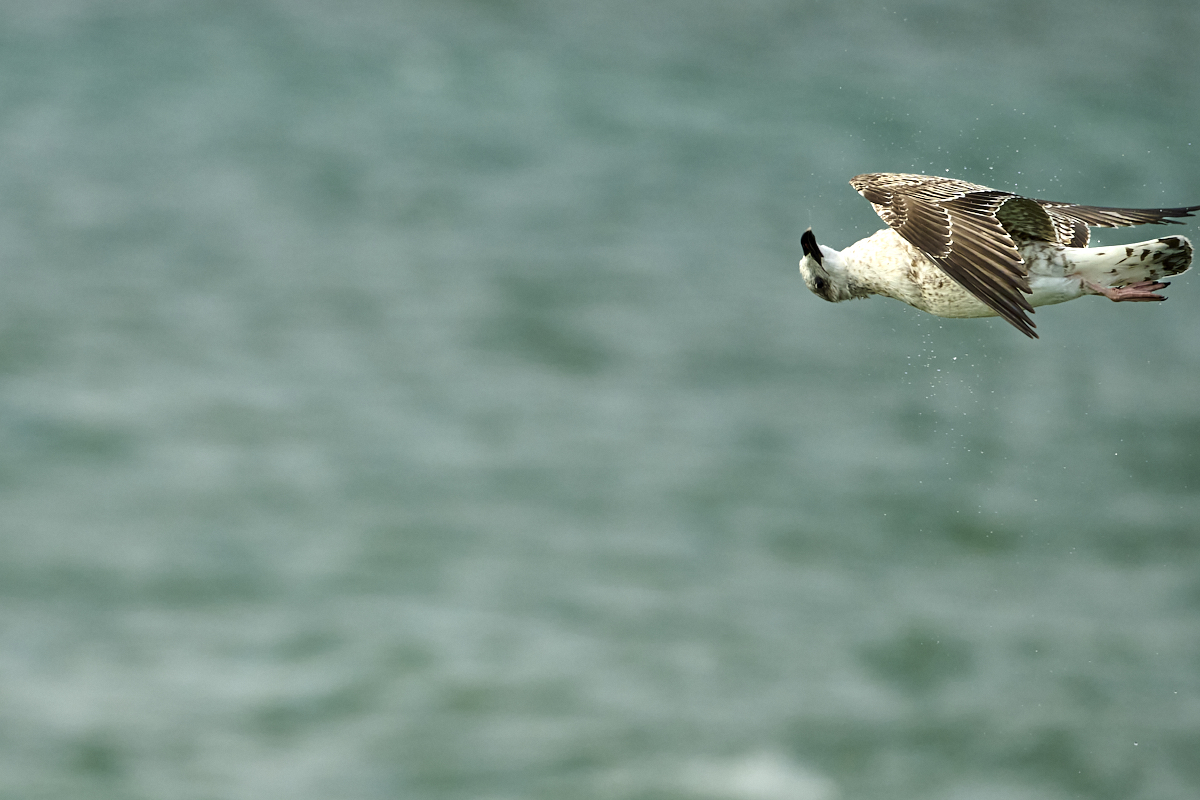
[850,173,1037,338]
[995,197,1059,242]
[1035,201,1200,247]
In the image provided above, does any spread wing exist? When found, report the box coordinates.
[850,173,1037,338]
[1034,201,1200,247]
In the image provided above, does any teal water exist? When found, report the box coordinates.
[1,2,1199,798]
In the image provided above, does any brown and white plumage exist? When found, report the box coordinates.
[799,172,1200,338]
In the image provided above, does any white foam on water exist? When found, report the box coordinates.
[679,752,838,800]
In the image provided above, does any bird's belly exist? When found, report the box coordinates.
[1020,242,1084,308]
[915,282,998,318]
[902,258,999,318]
[845,230,998,317]
[914,260,1084,316]
[845,230,1087,319]
[1027,275,1085,308]
[894,239,1083,316]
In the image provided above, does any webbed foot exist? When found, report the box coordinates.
[1082,279,1170,302]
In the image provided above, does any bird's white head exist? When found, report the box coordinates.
[798,228,852,302]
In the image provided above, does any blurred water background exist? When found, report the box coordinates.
[2,1,1200,798]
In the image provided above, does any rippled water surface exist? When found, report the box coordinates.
[2,2,1199,798]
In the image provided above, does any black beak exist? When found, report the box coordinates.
[801,228,822,266]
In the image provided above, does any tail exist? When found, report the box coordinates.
[1066,235,1192,287]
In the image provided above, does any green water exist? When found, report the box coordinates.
[1,2,1199,798]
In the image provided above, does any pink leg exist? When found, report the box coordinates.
[1081,278,1170,302]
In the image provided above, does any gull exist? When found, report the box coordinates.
[798,172,1200,338]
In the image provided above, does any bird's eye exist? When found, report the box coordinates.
[813,276,828,292]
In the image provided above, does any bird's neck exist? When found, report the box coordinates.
[823,249,876,302]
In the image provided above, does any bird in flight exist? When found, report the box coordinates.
[798,173,1199,338]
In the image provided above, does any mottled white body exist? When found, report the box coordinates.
[803,227,1192,319]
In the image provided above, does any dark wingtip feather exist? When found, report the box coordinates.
[1157,204,1200,224]
[994,305,1038,338]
